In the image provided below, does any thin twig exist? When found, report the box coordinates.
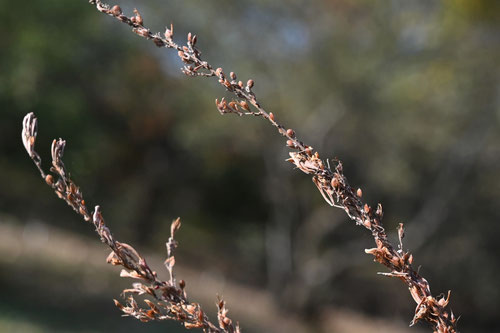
[22,113,240,333]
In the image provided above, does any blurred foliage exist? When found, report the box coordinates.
[1,0,499,332]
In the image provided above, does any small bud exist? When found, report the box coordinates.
[179,279,186,289]
[45,174,54,185]
[230,72,237,80]
[178,50,185,58]
[187,32,192,42]
[239,101,250,111]
[364,204,370,214]
[110,5,122,16]
[331,177,339,188]
[191,35,197,45]
[164,24,173,39]
[133,8,143,25]
[286,129,295,138]
[269,112,275,121]
[238,81,244,88]
[246,79,254,88]
[215,67,224,77]
[305,147,312,156]
[356,188,362,198]
[286,140,295,148]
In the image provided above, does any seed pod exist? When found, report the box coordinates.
[110,5,122,16]
[45,174,54,185]
[133,8,143,25]
[240,101,250,111]
[164,26,173,39]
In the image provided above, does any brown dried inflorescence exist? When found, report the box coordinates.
[23,1,459,332]
[22,113,241,333]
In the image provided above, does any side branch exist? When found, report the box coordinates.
[22,113,240,333]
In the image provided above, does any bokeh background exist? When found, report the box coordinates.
[1,0,499,332]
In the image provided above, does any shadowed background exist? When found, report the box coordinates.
[1,0,499,332]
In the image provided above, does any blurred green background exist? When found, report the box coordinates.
[1,0,499,332]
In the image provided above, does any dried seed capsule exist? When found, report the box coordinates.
[133,9,143,25]
[240,101,250,111]
[110,5,122,16]
[45,174,54,185]
[164,27,173,39]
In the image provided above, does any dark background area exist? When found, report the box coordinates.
[1,0,499,332]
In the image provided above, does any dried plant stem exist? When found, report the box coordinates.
[84,1,458,332]
[22,113,240,333]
